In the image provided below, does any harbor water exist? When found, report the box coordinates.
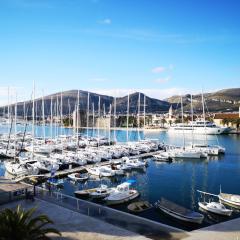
[1,125,240,230]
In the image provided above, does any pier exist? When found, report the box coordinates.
[14,150,163,182]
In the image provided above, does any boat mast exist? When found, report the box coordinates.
[76,90,80,150]
[56,95,59,137]
[61,91,63,136]
[109,103,111,145]
[14,93,17,159]
[7,87,10,127]
[190,94,194,146]
[114,97,116,142]
[126,93,129,142]
[201,90,207,144]
[32,81,35,156]
[87,92,90,138]
[23,101,26,122]
[98,96,100,147]
[181,96,185,148]
[137,92,141,141]
[68,98,71,127]
[50,96,53,139]
[143,94,146,132]
[42,91,45,141]
[92,102,95,137]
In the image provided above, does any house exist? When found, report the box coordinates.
[213,109,240,130]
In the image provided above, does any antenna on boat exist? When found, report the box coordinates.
[220,184,222,194]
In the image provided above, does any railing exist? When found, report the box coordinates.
[35,186,184,239]
[0,185,34,205]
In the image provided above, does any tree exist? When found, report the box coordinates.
[0,205,61,240]
[221,118,230,126]
[160,118,167,127]
[232,118,240,130]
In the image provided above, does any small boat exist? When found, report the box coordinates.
[198,189,240,209]
[68,173,88,181]
[155,198,204,224]
[198,201,232,216]
[90,185,113,199]
[74,188,97,199]
[127,201,152,213]
[153,152,172,162]
[219,193,240,209]
[104,182,139,205]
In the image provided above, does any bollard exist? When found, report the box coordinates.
[77,200,79,210]
[99,208,101,215]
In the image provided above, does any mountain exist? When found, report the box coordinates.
[0,90,170,117]
[1,88,239,117]
[166,88,240,112]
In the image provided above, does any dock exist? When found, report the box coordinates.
[15,150,163,182]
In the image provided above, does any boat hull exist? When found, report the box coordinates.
[105,192,139,205]
[198,202,232,216]
[158,205,204,224]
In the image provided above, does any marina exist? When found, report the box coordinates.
[0,124,240,231]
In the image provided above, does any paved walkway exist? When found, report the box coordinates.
[1,198,240,240]
[183,217,240,240]
[0,199,188,240]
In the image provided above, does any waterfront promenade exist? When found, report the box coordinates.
[0,198,188,240]
[1,197,240,239]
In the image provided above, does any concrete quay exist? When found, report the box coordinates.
[0,198,188,240]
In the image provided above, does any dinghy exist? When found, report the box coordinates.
[155,198,204,224]
[68,173,88,181]
[127,201,152,213]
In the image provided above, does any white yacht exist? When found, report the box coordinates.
[5,161,39,176]
[168,120,227,135]
[104,182,139,205]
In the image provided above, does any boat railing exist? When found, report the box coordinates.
[34,186,185,237]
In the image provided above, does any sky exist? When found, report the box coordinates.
[0,0,240,105]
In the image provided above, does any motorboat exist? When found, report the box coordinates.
[74,184,108,199]
[90,185,114,199]
[198,201,232,216]
[88,166,115,177]
[104,182,139,205]
[219,193,240,209]
[127,201,152,213]
[155,198,204,224]
[68,173,88,181]
[198,189,240,209]
[153,152,172,162]
[168,120,227,135]
[169,148,202,159]
[4,161,39,176]
[122,157,146,169]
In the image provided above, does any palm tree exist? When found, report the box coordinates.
[0,205,61,240]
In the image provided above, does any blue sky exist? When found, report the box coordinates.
[0,0,240,104]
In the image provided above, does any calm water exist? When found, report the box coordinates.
[1,125,240,230]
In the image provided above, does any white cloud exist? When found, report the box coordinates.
[98,18,111,25]
[152,66,166,73]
